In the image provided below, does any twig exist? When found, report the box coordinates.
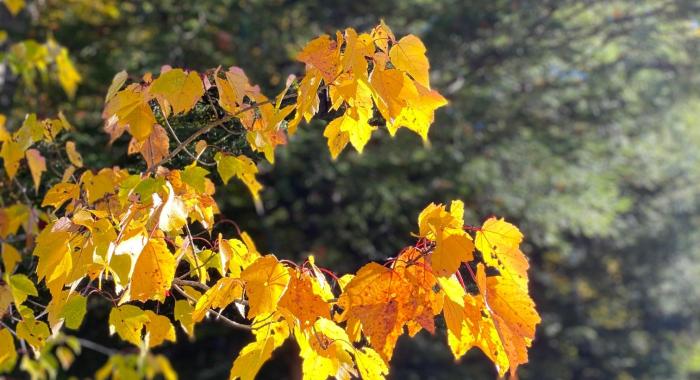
[76,338,118,356]
[171,283,250,331]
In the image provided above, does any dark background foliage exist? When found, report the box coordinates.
[2,0,700,379]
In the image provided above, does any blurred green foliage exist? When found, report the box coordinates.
[3,0,700,379]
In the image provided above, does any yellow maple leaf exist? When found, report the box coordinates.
[143,310,176,348]
[214,66,257,114]
[288,68,322,134]
[295,318,356,380]
[46,290,86,332]
[192,277,244,322]
[297,34,342,83]
[80,168,120,204]
[0,204,29,239]
[240,255,290,319]
[8,273,38,305]
[389,34,431,88]
[150,68,204,115]
[476,217,530,291]
[336,263,409,361]
[355,347,389,380]
[32,225,72,296]
[157,182,187,233]
[24,148,45,192]
[105,70,128,102]
[41,182,80,209]
[0,328,17,373]
[103,83,156,141]
[230,313,289,380]
[370,20,395,53]
[341,28,374,76]
[1,243,21,274]
[417,200,474,277]
[126,238,175,303]
[477,263,540,377]
[322,116,349,160]
[64,141,83,167]
[214,152,263,201]
[0,139,25,180]
[369,68,418,122]
[16,316,50,351]
[108,304,149,346]
[386,82,447,141]
[54,46,82,99]
[278,268,330,329]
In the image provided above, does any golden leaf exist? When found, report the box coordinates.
[150,68,204,114]
[241,255,290,318]
[24,148,45,192]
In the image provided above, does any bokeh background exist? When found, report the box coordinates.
[3,0,700,379]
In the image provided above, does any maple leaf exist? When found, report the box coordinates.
[393,248,442,336]
[371,20,395,53]
[33,224,73,296]
[41,182,80,209]
[108,305,176,348]
[8,273,38,306]
[241,255,290,319]
[355,347,389,380]
[278,268,331,328]
[230,313,290,380]
[128,124,169,169]
[54,45,82,98]
[24,148,45,192]
[0,204,29,239]
[440,263,540,377]
[297,34,342,83]
[16,316,50,352]
[389,34,431,88]
[220,233,261,277]
[105,70,128,102]
[417,200,474,277]
[215,66,258,114]
[192,277,244,322]
[0,328,17,373]
[0,139,25,179]
[386,82,447,141]
[369,67,419,126]
[288,68,322,134]
[103,83,156,141]
[341,28,374,77]
[174,299,196,337]
[46,290,86,332]
[143,310,177,348]
[125,238,175,303]
[156,182,187,233]
[1,243,21,273]
[64,141,83,167]
[80,168,122,204]
[476,217,530,291]
[323,116,349,160]
[214,152,263,201]
[150,68,204,115]
[295,318,357,380]
[336,262,410,362]
[109,305,149,346]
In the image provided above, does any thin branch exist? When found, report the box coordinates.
[173,278,209,291]
[76,338,118,356]
[171,283,251,331]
